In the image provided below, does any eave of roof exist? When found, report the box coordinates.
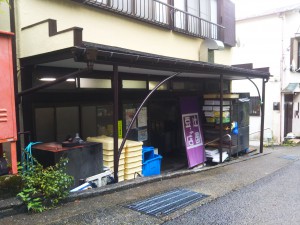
[237,3,300,21]
[73,42,270,80]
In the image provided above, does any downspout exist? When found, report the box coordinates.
[9,0,20,157]
[115,72,181,182]
[279,12,286,143]
[9,0,17,110]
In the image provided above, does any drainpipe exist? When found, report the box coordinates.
[279,12,286,143]
[9,0,20,158]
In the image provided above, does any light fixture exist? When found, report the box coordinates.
[39,77,56,81]
[66,78,76,82]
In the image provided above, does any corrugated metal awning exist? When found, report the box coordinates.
[70,42,271,80]
[282,83,300,94]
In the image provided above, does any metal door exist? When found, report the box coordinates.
[284,101,293,137]
[0,31,16,142]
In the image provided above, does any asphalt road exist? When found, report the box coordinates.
[1,146,300,225]
[164,159,300,225]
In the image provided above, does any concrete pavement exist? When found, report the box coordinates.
[0,145,299,224]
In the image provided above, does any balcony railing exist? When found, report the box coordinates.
[79,0,225,41]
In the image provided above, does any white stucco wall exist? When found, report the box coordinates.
[231,14,283,143]
[16,0,216,62]
[232,9,300,143]
[283,11,300,85]
[293,94,300,136]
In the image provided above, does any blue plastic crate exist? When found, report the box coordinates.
[142,154,162,177]
[142,146,154,163]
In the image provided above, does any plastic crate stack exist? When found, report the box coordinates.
[142,146,162,176]
[87,136,125,182]
[124,140,143,180]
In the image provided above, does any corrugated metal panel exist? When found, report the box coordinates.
[282,83,299,94]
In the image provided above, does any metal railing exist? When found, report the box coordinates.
[250,128,274,148]
[81,0,224,41]
[172,5,221,40]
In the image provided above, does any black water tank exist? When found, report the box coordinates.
[31,142,103,188]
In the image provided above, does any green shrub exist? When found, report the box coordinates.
[0,175,22,199]
[282,139,296,147]
[18,157,74,212]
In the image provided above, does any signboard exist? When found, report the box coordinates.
[118,120,122,138]
[138,107,147,127]
[124,105,148,141]
[125,108,137,129]
[180,97,205,168]
[182,113,203,150]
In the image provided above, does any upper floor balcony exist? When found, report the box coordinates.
[72,0,230,44]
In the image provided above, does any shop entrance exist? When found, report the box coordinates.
[148,99,187,172]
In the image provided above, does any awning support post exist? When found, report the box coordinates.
[113,65,119,182]
[260,79,266,153]
[219,74,224,163]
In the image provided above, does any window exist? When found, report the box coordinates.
[249,97,261,116]
[174,0,218,38]
[122,80,147,89]
[149,81,168,90]
[35,106,80,142]
[290,37,300,72]
[97,0,169,25]
[208,49,214,63]
[79,0,235,43]
[172,80,202,90]
[111,0,133,13]
[298,41,300,70]
[80,78,111,88]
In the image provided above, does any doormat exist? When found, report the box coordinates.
[126,189,208,217]
[279,155,299,160]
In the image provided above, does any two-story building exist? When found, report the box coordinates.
[2,0,270,181]
[232,3,300,144]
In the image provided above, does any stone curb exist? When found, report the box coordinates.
[0,151,271,218]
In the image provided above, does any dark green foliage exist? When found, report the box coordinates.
[0,175,23,199]
[18,157,74,212]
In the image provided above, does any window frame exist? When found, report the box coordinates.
[290,37,300,72]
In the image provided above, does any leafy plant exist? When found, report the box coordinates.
[282,139,297,147]
[18,156,74,212]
